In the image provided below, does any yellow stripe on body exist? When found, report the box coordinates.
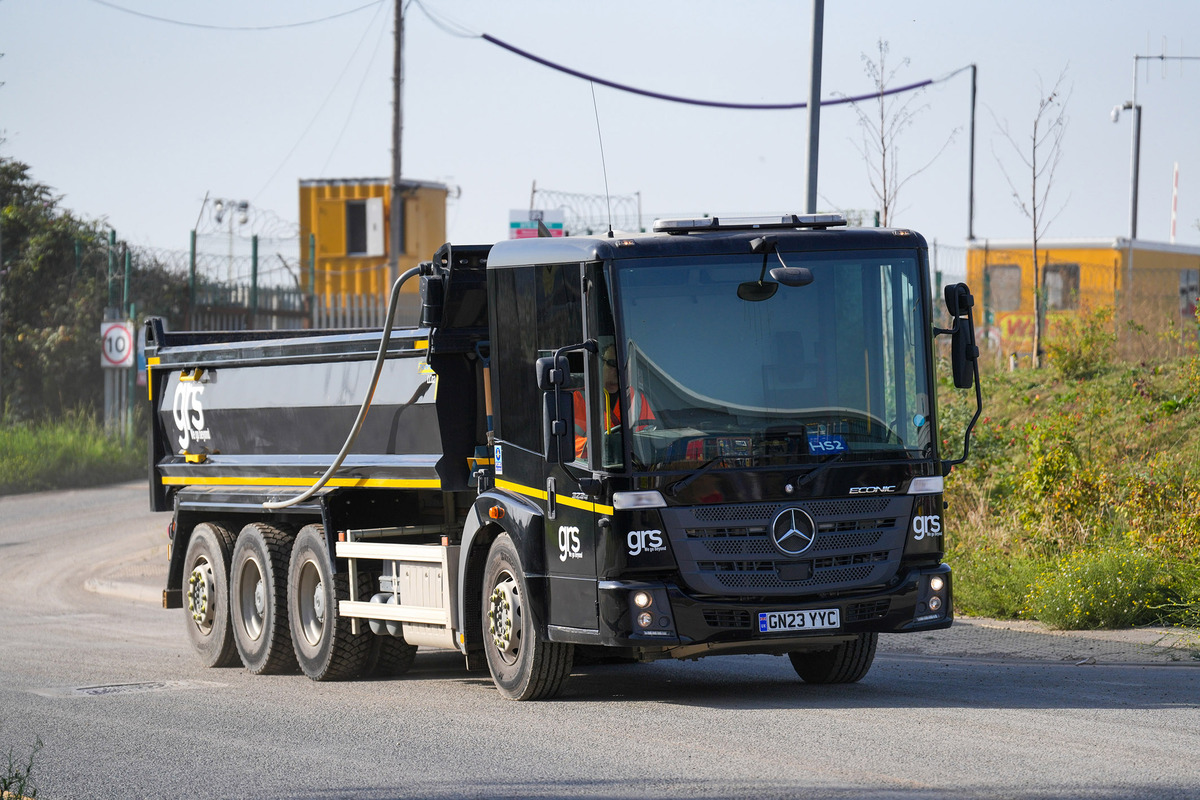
[494,478,615,516]
[161,475,440,489]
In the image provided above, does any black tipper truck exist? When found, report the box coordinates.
[147,213,981,700]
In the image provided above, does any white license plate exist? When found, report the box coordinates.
[758,608,840,634]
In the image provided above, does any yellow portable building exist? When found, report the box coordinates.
[298,178,448,304]
[966,238,1200,359]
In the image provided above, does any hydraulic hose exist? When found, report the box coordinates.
[262,265,424,509]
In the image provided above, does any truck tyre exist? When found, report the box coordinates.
[230,522,298,675]
[182,522,239,668]
[365,634,418,677]
[482,534,574,700]
[788,632,878,684]
[287,524,373,681]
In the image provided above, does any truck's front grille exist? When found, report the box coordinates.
[663,498,911,596]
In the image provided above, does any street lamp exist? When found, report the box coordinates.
[212,198,250,283]
[1110,101,1142,240]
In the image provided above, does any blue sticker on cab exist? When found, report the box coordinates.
[807,435,847,454]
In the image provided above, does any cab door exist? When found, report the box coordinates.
[535,262,600,632]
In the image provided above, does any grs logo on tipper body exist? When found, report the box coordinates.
[172,382,211,451]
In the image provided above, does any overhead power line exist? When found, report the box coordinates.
[410,0,966,111]
[87,0,385,31]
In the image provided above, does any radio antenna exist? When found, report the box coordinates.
[589,81,614,237]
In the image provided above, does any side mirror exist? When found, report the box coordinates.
[939,282,984,475]
[944,282,972,318]
[944,283,978,390]
[536,355,569,391]
[950,318,977,389]
[535,341,595,463]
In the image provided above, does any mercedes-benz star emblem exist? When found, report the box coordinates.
[770,507,817,557]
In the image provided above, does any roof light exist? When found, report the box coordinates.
[652,217,718,232]
[653,213,847,234]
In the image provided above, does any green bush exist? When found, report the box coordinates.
[1023,544,1175,629]
[1045,306,1117,380]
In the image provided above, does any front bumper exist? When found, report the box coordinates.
[594,563,952,653]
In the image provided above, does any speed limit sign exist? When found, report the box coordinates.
[100,322,135,368]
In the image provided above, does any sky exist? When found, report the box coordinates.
[3,0,1199,281]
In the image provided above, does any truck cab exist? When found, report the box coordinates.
[432,214,978,696]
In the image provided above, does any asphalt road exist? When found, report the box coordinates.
[2,482,1199,800]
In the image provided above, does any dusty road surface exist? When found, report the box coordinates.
[2,482,1199,800]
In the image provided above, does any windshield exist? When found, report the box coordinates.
[612,250,932,472]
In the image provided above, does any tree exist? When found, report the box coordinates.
[845,40,958,227]
[992,69,1071,369]
[0,156,188,421]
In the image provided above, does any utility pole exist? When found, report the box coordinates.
[967,64,977,240]
[0,215,5,418]
[388,0,404,289]
[804,0,824,214]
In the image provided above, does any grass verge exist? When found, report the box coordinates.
[0,412,144,495]
[941,320,1200,630]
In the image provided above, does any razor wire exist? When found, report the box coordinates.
[530,188,643,234]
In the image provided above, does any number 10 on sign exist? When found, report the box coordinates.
[101,322,135,368]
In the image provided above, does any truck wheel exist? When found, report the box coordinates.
[287,524,372,681]
[182,522,239,668]
[481,534,574,700]
[365,634,418,677]
[230,522,298,675]
[285,525,369,681]
[788,632,878,684]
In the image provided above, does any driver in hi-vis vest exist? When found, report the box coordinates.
[574,344,654,459]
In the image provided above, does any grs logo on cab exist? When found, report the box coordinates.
[627,529,666,557]
[558,526,582,561]
[912,515,942,540]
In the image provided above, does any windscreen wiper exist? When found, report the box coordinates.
[667,457,721,497]
[789,451,847,492]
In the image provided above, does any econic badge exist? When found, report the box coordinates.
[100,322,135,369]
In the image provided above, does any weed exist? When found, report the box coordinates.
[1,736,42,799]
[1023,544,1175,629]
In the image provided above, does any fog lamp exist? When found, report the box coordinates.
[930,576,945,592]
[633,591,653,609]
[637,611,654,628]
[929,596,943,612]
